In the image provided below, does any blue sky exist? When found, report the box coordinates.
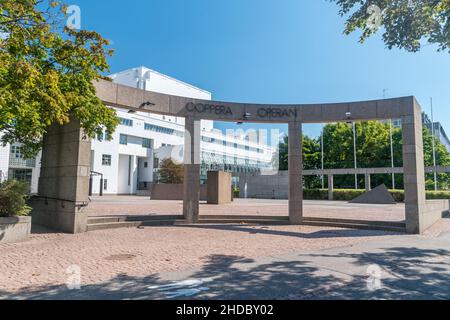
[72,0,450,139]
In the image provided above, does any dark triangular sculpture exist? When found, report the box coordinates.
[350,184,396,205]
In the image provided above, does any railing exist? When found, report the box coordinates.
[9,156,36,168]
[138,181,153,191]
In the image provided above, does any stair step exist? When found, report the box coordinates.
[303,217,405,228]
[300,221,405,233]
[87,221,142,231]
[200,215,288,221]
[87,215,182,224]
[197,219,290,225]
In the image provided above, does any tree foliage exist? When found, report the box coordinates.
[158,158,184,184]
[0,0,119,157]
[330,0,450,52]
[0,179,32,217]
[279,120,450,190]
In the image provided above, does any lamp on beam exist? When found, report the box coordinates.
[128,101,156,114]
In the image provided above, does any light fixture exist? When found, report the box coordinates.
[345,112,352,124]
[140,101,156,108]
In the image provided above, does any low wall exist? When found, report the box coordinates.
[422,200,450,232]
[239,172,288,199]
[0,216,32,243]
[150,184,207,201]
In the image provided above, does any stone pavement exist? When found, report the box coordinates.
[1,216,450,299]
[86,197,406,222]
[1,197,448,300]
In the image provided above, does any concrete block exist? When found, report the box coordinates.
[0,216,32,243]
[207,171,232,205]
[350,184,396,204]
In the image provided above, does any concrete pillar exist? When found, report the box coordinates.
[365,173,371,192]
[328,175,334,201]
[183,118,201,222]
[402,100,426,234]
[288,122,303,224]
[31,119,90,233]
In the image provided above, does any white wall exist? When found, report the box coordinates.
[0,141,10,182]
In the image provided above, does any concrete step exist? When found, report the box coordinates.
[87,215,182,224]
[200,215,288,221]
[302,217,406,228]
[196,219,291,225]
[87,221,143,231]
[87,216,406,233]
[300,220,406,233]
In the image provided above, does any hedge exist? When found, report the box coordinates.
[303,189,450,202]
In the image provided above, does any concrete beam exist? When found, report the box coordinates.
[288,122,303,224]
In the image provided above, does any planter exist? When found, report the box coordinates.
[0,216,32,244]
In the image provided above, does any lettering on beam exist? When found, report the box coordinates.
[185,102,233,116]
[257,107,297,119]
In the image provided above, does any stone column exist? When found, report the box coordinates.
[328,175,334,201]
[288,122,303,224]
[365,173,371,192]
[183,117,201,223]
[402,99,426,234]
[31,119,90,233]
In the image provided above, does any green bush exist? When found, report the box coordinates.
[303,188,450,202]
[0,180,32,217]
[426,190,450,200]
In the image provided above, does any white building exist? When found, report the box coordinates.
[0,139,41,193]
[0,66,276,195]
[89,66,276,195]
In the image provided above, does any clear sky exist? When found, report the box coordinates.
[71,0,450,139]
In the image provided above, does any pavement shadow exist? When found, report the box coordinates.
[0,255,348,300]
[299,246,450,299]
[2,247,449,300]
[177,224,399,239]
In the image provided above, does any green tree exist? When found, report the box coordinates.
[158,158,184,184]
[279,120,450,190]
[0,0,119,157]
[330,0,450,52]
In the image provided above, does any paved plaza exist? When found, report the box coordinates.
[86,196,406,222]
[1,197,449,300]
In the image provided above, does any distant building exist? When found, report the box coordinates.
[422,113,450,152]
[390,114,450,152]
[0,66,276,194]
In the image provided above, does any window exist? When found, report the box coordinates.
[119,117,133,127]
[144,162,148,168]
[142,138,153,149]
[10,145,22,158]
[102,154,112,166]
[144,123,184,136]
[119,134,128,145]
[103,179,108,190]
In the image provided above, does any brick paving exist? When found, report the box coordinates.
[1,197,438,297]
[0,224,396,295]
[86,196,406,222]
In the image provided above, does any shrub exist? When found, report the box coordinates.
[0,180,32,217]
